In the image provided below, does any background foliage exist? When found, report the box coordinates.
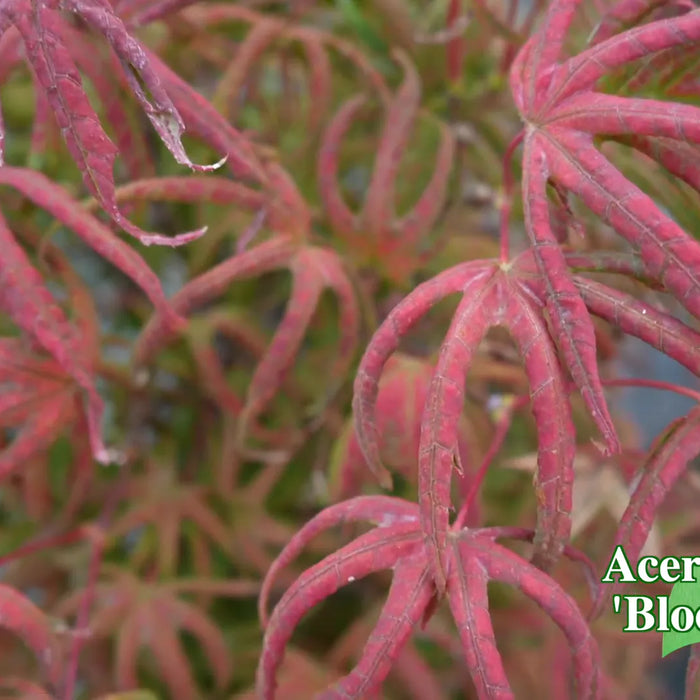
[1,0,700,698]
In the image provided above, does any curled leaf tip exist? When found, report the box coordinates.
[96,447,125,466]
[187,154,229,173]
[118,216,209,247]
[589,438,611,458]
[376,467,394,491]
[94,449,110,465]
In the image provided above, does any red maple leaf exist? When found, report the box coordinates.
[508,1,700,457]
[257,495,601,699]
[56,565,258,696]
[0,209,112,468]
[0,0,264,245]
[318,50,455,283]
[0,584,62,693]
[133,163,360,447]
[329,353,477,507]
[353,243,700,592]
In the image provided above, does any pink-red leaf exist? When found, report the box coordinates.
[0,167,185,333]
[259,495,418,627]
[0,211,109,464]
[506,282,575,571]
[10,3,212,246]
[321,554,434,699]
[521,138,619,455]
[257,522,422,700]
[352,261,488,488]
[0,584,61,687]
[418,271,497,592]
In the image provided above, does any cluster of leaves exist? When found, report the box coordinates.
[1,0,700,698]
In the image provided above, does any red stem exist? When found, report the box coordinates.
[0,528,88,568]
[602,376,700,404]
[454,395,527,529]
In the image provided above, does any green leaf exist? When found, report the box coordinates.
[335,0,389,56]
[662,580,700,657]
